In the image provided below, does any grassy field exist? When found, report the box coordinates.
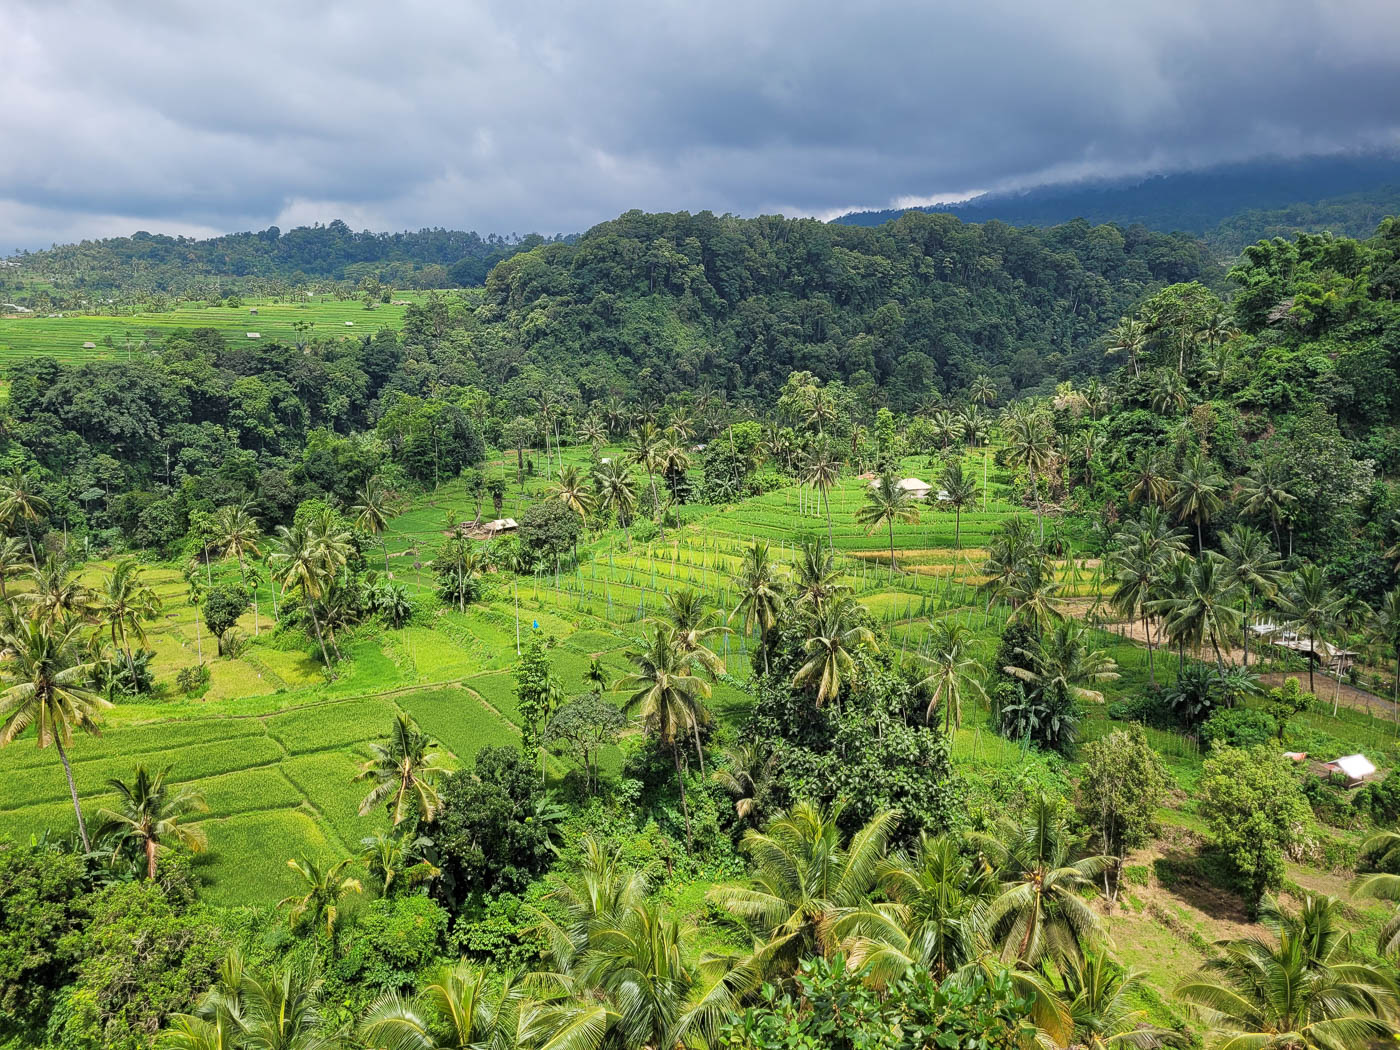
[1,440,1397,1010]
[0,291,437,366]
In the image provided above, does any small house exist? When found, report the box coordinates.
[344,321,354,327]
[1321,753,1378,788]
[249,307,258,314]
[81,341,96,349]
[483,518,519,535]
[869,477,934,500]
[246,332,261,339]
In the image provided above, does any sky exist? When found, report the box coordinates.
[4,0,1400,253]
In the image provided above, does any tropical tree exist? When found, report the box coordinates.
[1170,452,1227,551]
[920,620,986,733]
[856,469,919,577]
[0,617,109,850]
[0,469,50,562]
[1058,950,1180,1049]
[731,541,784,674]
[939,459,978,550]
[929,410,963,452]
[96,557,161,682]
[1104,316,1149,377]
[357,962,542,1050]
[627,422,663,519]
[792,596,875,708]
[552,465,594,532]
[1004,621,1119,707]
[970,373,998,407]
[97,764,209,879]
[1277,563,1344,694]
[356,712,448,827]
[1127,454,1176,509]
[709,801,896,980]
[1176,894,1398,1050]
[269,520,339,664]
[1221,524,1285,668]
[0,536,30,599]
[619,627,712,845]
[800,444,840,548]
[352,478,393,574]
[593,461,637,541]
[1237,460,1299,554]
[279,856,362,942]
[213,502,263,634]
[712,741,779,826]
[1002,411,1056,537]
[1150,553,1242,670]
[975,793,1109,966]
[1108,510,1188,688]
[790,538,848,615]
[654,587,729,678]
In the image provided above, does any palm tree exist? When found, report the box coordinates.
[279,856,362,941]
[214,502,263,634]
[799,444,840,548]
[579,415,607,450]
[97,557,161,682]
[1367,590,1400,722]
[356,712,447,827]
[960,403,991,448]
[1127,454,1175,509]
[1150,553,1242,670]
[1003,411,1056,538]
[552,465,593,530]
[792,596,875,708]
[0,617,109,851]
[920,620,986,733]
[929,410,963,452]
[1221,524,1285,668]
[1104,316,1148,377]
[654,588,728,678]
[1059,950,1180,1049]
[806,387,837,434]
[1277,564,1344,694]
[1109,510,1189,688]
[709,801,896,981]
[1170,452,1227,551]
[791,538,848,614]
[22,556,95,624]
[620,627,712,845]
[358,830,439,898]
[856,469,919,577]
[1004,621,1120,707]
[358,962,539,1050]
[593,461,637,542]
[351,478,393,574]
[627,422,663,520]
[731,541,784,674]
[0,469,49,562]
[1238,460,1298,553]
[269,519,343,665]
[712,741,778,826]
[97,765,208,879]
[0,536,30,599]
[975,793,1109,965]
[1177,893,1398,1050]
[939,459,978,550]
[1149,367,1189,415]
[969,373,998,407]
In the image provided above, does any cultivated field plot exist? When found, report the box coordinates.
[0,291,434,366]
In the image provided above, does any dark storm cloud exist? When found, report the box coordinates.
[3,0,1399,250]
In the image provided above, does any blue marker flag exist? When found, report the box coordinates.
[532,620,539,630]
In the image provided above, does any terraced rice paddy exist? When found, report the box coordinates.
[0,291,435,366]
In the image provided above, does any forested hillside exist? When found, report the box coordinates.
[0,220,561,303]
[475,209,1216,407]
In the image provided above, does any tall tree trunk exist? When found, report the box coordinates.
[888,518,896,579]
[672,746,693,847]
[55,735,90,852]
[1143,613,1155,688]
[308,602,332,666]
[145,837,158,880]
[1307,634,1315,693]
[1029,468,1044,539]
[823,487,834,549]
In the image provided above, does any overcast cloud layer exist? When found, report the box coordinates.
[4,0,1400,252]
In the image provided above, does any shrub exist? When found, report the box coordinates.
[175,663,211,696]
[334,895,448,996]
[1200,707,1277,750]
[1356,769,1400,826]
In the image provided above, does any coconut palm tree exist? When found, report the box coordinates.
[709,801,896,981]
[1170,452,1227,551]
[279,856,362,941]
[976,793,1110,966]
[731,541,784,674]
[1176,893,1398,1050]
[619,627,712,845]
[358,830,439,898]
[1277,563,1344,694]
[1237,460,1299,554]
[929,410,963,452]
[1109,511,1189,688]
[592,461,637,542]
[214,502,264,634]
[627,423,663,520]
[97,764,208,879]
[0,536,30,599]
[351,478,393,575]
[791,538,848,615]
[1003,411,1056,538]
[357,962,535,1050]
[0,616,109,851]
[579,415,607,451]
[169,954,333,1050]
[1104,316,1148,377]
[356,712,447,827]
[1150,553,1242,670]
[920,620,986,732]
[1367,590,1400,720]
[969,373,998,407]
[1127,454,1175,509]
[1221,524,1285,668]
[654,588,728,678]
[1149,368,1189,415]
[856,469,919,578]
[806,387,836,435]
[1004,621,1120,707]
[800,444,840,547]
[792,596,875,708]
[269,519,343,665]
[21,556,95,625]
[0,469,50,563]
[712,741,779,826]
[939,459,978,550]
[96,557,161,682]
[960,404,991,448]
[1058,950,1181,1049]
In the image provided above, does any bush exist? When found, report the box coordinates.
[1356,769,1400,826]
[1200,707,1277,749]
[334,895,448,996]
[175,663,211,696]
